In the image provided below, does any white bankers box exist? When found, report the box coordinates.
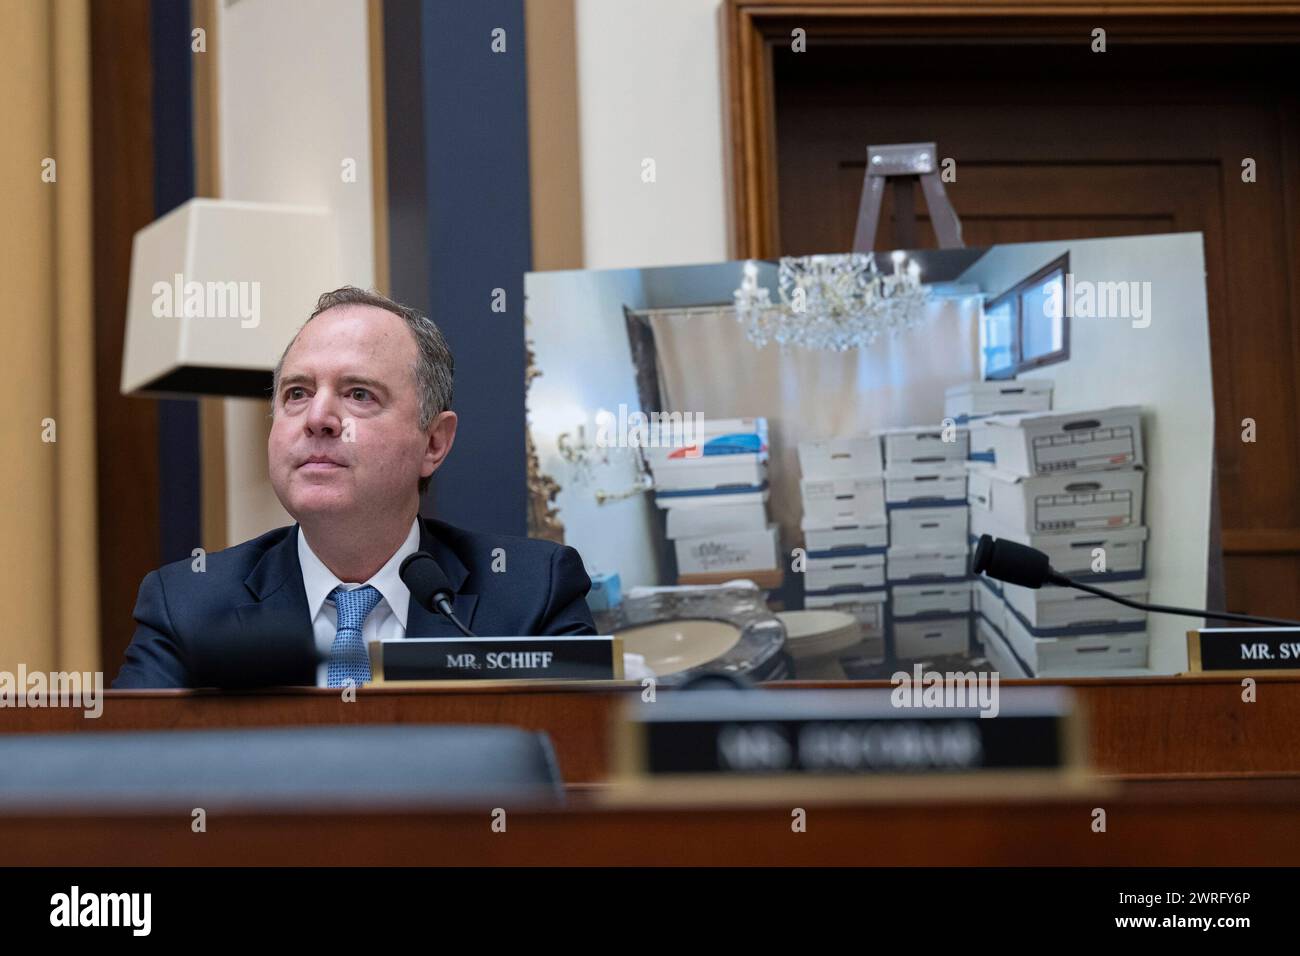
[664,499,770,539]
[977,406,1144,477]
[1002,579,1148,631]
[798,436,882,480]
[967,467,1145,535]
[978,618,1028,678]
[893,616,971,660]
[973,579,1006,634]
[889,506,969,549]
[674,526,779,575]
[968,508,1149,578]
[641,417,767,466]
[802,520,889,555]
[1003,615,1149,676]
[805,553,886,593]
[801,477,886,526]
[891,582,972,618]
[651,453,767,493]
[944,380,1053,420]
[878,425,970,465]
[886,546,969,583]
[884,465,969,505]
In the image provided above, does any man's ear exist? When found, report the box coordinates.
[421,410,458,480]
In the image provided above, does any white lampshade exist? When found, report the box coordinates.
[120,198,342,397]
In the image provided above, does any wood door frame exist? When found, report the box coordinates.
[722,0,1300,592]
[89,0,162,675]
[721,0,1300,258]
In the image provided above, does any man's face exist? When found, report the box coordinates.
[268,304,448,522]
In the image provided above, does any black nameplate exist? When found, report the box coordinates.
[378,636,620,682]
[623,688,1073,776]
[1189,628,1300,672]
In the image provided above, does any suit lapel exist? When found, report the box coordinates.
[232,519,480,653]
[404,518,479,637]
[233,527,318,683]
[404,591,479,638]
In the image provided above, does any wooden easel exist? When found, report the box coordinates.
[851,142,964,252]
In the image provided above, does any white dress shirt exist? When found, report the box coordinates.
[298,518,422,687]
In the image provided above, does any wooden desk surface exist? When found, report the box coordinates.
[3,777,1298,866]
[3,675,1298,782]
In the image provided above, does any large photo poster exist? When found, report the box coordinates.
[527,232,1215,679]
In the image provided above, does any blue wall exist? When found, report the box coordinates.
[385,0,532,536]
[151,0,202,562]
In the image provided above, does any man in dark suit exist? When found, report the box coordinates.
[114,286,595,689]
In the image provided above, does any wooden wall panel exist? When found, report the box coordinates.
[723,7,1300,618]
[89,0,160,675]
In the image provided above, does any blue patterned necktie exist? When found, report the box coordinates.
[326,585,383,687]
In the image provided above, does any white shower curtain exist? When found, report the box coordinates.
[646,298,982,550]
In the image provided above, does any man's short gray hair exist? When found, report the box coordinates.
[272,286,454,495]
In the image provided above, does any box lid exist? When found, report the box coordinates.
[944,379,1053,398]
[874,423,970,436]
[1009,579,1147,605]
[979,405,1141,430]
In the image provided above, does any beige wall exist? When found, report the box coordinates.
[573,0,729,269]
[529,0,731,272]
[213,0,379,544]
[525,267,661,586]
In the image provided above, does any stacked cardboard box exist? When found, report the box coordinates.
[878,425,973,661]
[967,405,1151,677]
[797,436,888,662]
[951,378,1054,672]
[945,380,1053,464]
[647,417,779,584]
[944,380,1054,420]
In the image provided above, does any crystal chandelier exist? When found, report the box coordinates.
[732,252,931,350]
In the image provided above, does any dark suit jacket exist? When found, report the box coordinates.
[113,517,596,689]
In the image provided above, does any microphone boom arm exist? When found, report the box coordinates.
[1058,576,1300,629]
[973,532,1300,628]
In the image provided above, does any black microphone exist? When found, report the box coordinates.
[972,533,1300,628]
[400,551,476,637]
[970,535,1069,589]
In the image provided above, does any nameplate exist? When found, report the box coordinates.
[617,688,1077,777]
[373,636,623,682]
[1187,628,1300,673]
